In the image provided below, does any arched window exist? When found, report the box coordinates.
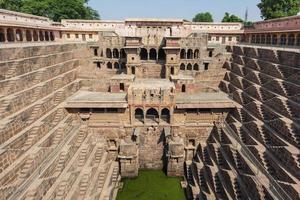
[149,48,157,60]
[146,108,159,123]
[194,49,200,59]
[140,48,148,60]
[182,84,186,93]
[50,32,55,41]
[7,28,14,42]
[158,48,166,60]
[171,67,175,75]
[0,28,5,42]
[15,29,23,41]
[39,31,44,41]
[107,62,112,69]
[180,63,185,70]
[106,48,112,58]
[26,30,32,41]
[187,63,192,70]
[193,64,199,71]
[187,49,193,59]
[135,108,144,122]
[180,49,186,59]
[272,34,277,45]
[161,108,170,123]
[45,31,49,41]
[33,31,38,41]
[113,48,119,58]
[288,34,295,46]
[114,62,119,69]
[120,49,126,59]
[209,51,213,57]
[280,34,287,45]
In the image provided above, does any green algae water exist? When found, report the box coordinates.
[117,170,186,200]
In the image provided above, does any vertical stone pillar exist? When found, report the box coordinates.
[118,139,139,178]
[22,29,26,42]
[167,133,184,177]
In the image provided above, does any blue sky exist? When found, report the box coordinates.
[88,0,262,22]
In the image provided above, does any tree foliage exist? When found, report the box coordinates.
[193,12,213,22]
[222,12,244,22]
[0,0,100,21]
[257,0,300,20]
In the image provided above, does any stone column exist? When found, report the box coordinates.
[22,29,26,42]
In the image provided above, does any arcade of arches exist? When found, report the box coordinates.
[0,27,55,42]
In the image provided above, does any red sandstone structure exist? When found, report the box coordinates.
[0,8,299,200]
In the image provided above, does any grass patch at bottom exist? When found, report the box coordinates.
[117,170,186,200]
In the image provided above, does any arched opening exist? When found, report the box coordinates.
[113,48,119,58]
[140,48,148,60]
[149,48,157,60]
[187,63,192,70]
[261,34,266,44]
[33,31,38,41]
[251,35,255,43]
[39,31,44,41]
[146,108,159,123]
[158,48,166,61]
[120,49,126,59]
[193,64,199,71]
[45,31,49,41]
[94,48,98,56]
[180,63,185,70]
[255,34,260,44]
[135,108,144,123]
[26,30,32,41]
[0,28,5,42]
[106,48,112,58]
[182,84,186,93]
[288,34,295,46]
[187,49,193,59]
[280,34,287,45]
[161,108,170,123]
[208,51,213,57]
[171,67,175,75]
[15,29,23,41]
[50,32,55,41]
[266,34,271,44]
[297,34,300,46]
[194,49,200,59]
[7,28,14,42]
[180,49,186,59]
[131,66,136,75]
[107,62,112,69]
[120,83,125,91]
[272,35,277,45]
[121,62,126,69]
[114,62,119,69]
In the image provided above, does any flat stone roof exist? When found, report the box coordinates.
[130,79,175,90]
[65,91,127,108]
[176,92,236,109]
